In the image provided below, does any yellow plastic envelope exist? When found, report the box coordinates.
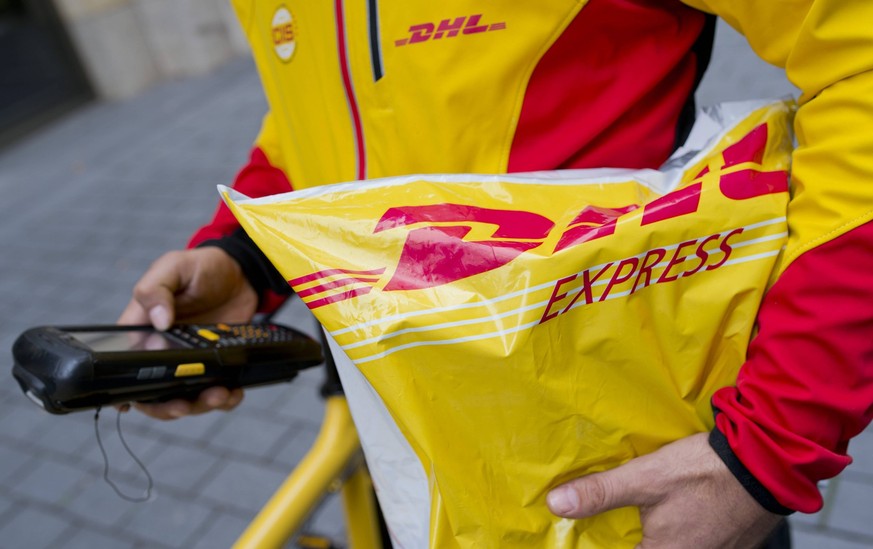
[222,100,795,548]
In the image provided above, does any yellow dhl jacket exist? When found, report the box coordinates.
[229,0,873,270]
[189,0,873,543]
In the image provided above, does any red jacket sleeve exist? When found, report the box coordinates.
[189,146,295,314]
[188,146,293,247]
[710,219,873,513]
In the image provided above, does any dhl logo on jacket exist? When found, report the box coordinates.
[231,0,710,186]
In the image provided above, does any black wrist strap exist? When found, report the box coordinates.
[198,228,293,303]
[708,415,795,516]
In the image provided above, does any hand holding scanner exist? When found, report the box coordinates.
[11,323,323,414]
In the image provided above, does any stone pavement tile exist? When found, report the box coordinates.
[0,506,75,549]
[256,386,326,432]
[0,493,15,523]
[847,428,873,478]
[0,397,59,441]
[61,527,140,549]
[236,383,301,415]
[143,442,226,494]
[111,491,213,549]
[185,510,251,549]
[292,366,330,391]
[67,419,166,476]
[207,407,295,460]
[270,380,330,425]
[0,445,34,486]
[0,378,23,404]
[198,458,294,517]
[28,411,109,458]
[823,475,873,539]
[271,424,320,470]
[65,473,150,530]
[791,525,873,549]
[7,459,85,508]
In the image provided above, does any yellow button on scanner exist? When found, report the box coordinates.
[197,329,221,341]
[175,363,206,377]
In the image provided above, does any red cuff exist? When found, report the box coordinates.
[712,220,873,513]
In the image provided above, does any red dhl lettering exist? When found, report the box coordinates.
[272,24,295,46]
[374,204,553,291]
[538,229,743,324]
[554,205,638,252]
[294,121,784,309]
[395,14,505,47]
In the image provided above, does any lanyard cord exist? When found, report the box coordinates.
[93,406,154,502]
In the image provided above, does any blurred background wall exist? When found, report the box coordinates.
[0,0,249,146]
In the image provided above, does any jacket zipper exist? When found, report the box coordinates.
[367,0,384,81]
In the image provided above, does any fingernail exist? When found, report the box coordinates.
[205,393,225,407]
[149,305,171,330]
[547,486,579,515]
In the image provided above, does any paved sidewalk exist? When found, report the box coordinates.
[1,21,871,549]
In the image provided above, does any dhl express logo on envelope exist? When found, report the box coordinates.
[222,106,792,366]
[222,101,794,548]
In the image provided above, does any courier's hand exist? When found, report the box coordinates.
[546,433,782,548]
[117,246,257,419]
[131,386,245,420]
[119,247,258,329]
